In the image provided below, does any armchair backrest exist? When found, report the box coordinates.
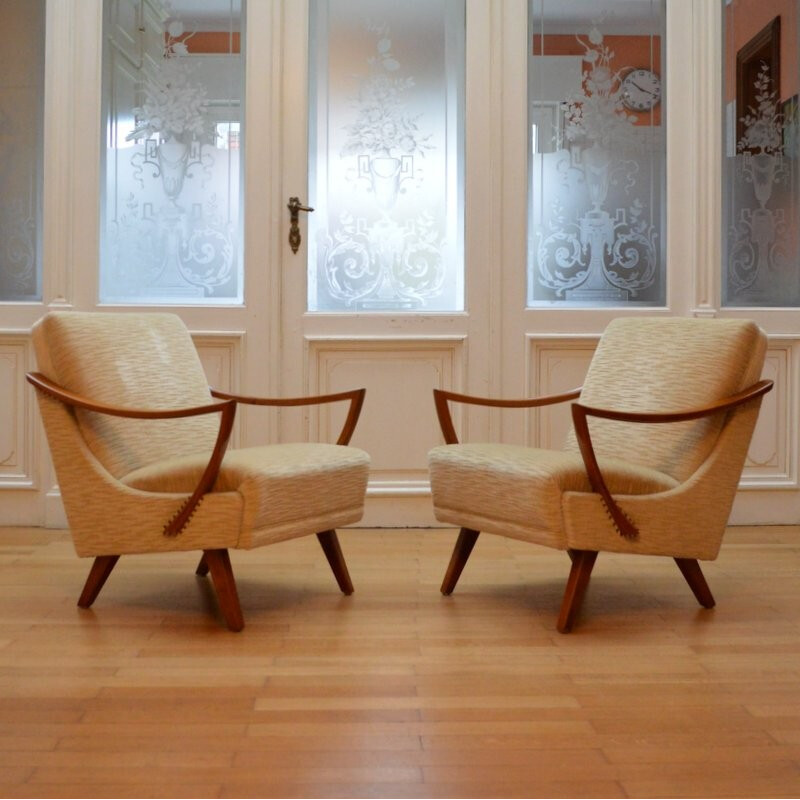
[563,317,767,483]
[32,312,217,479]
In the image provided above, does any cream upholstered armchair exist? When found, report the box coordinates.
[428,318,772,633]
[28,311,370,631]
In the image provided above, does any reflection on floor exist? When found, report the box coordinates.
[0,525,798,798]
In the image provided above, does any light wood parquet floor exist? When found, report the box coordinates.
[0,525,799,799]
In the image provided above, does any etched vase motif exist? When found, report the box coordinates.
[726,63,792,302]
[157,138,190,201]
[313,15,458,311]
[750,153,777,208]
[530,24,660,305]
[369,156,402,210]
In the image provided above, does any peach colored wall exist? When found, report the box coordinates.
[170,32,241,54]
[725,0,798,101]
[532,35,662,126]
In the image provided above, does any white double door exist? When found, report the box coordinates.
[1,0,792,528]
[270,0,788,527]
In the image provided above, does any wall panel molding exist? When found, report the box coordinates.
[306,336,465,497]
[192,330,245,448]
[740,337,798,489]
[527,334,599,449]
[0,333,37,489]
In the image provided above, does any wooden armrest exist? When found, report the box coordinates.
[27,372,236,538]
[211,387,366,445]
[28,372,232,420]
[571,379,774,540]
[573,380,774,425]
[433,387,582,444]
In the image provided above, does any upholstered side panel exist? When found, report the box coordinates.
[428,443,677,549]
[563,318,765,483]
[34,390,241,556]
[32,312,218,479]
[563,399,765,559]
[122,443,371,548]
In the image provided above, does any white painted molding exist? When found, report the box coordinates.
[0,334,38,489]
[45,486,68,529]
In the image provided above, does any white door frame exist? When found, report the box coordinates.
[277,0,496,526]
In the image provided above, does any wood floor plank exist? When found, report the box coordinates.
[0,524,798,797]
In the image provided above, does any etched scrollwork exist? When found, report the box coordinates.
[102,8,241,301]
[310,8,462,311]
[536,228,588,297]
[725,63,796,305]
[1,200,36,295]
[529,23,662,305]
[605,202,658,295]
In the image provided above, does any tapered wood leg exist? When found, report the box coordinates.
[440,528,480,595]
[77,555,120,608]
[195,553,209,577]
[202,549,244,632]
[675,557,715,608]
[557,549,598,633]
[317,530,354,595]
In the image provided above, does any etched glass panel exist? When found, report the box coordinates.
[722,1,800,306]
[308,0,465,312]
[0,0,44,301]
[528,0,666,307]
[100,0,244,304]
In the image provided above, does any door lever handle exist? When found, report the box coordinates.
[287,197,314,254]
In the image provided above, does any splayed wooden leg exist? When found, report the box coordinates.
[203,549,244,632]
[317,530,354,595]
[78,555,120,608]
[441,528,480,595]
[557,549,598,633]
[675,557,715,608]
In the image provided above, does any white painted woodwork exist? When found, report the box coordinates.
[279,0,493,526]
[0,0,798,528]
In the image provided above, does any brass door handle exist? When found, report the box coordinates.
[287,197,314,254]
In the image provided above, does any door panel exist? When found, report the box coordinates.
[280,0,492,525]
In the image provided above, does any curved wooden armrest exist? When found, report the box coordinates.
[211,387,366,445]
[433,387,582,444]
[28,372,232,420]
[27,372,237,538]
[570,379,774,540]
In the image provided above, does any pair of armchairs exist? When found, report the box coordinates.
[28,312,771,632]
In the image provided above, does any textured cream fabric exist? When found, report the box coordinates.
[428,317,768,561]
[31,311,371,557]
[33,312,218,479]
[121,443,370,546]
[34,389,243,557]
[562,399,763,559]
[429,443,678,546]
[562,317,763,482]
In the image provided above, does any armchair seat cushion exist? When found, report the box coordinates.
[428,443,678,546]
[121,443,370,546]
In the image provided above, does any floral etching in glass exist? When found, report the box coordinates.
[308,0,465,312]
[0,0,44,302]
[100,1,243,303]
[528,1,665,307]
[722,2,800,307]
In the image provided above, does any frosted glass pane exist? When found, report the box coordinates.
[722,2,800,306]
[308,0,465,312]
[0,0,44,302]
[100,0,244,304]
[527,0,666,307]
